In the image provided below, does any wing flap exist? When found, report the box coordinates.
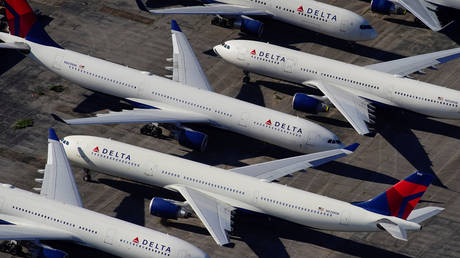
[39,129,82,207]
[0,222,74,241]
[396,0,442,31]
[136,0,270,15]
[52,108,209,125]
[366,48,460,76]
[306,81,371,135]
[170,20,213,91]
[169,185,233,246]
[230,144,359,181]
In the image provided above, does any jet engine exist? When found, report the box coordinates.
[211,16,264,37]
[371,0,406,14]
[234,17,264,38]
[39,245,69,258]
[149,198,192,220]
[292,93,329,114]
[177,128,208,152]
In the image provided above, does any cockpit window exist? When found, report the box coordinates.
[360,25,373,30]
[221,43,231,49]
[60,139,70,145]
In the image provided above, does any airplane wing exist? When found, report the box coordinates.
[306,81,373,135]
[395,0,442,31]
[0,224,74,241]
[169,20,213,91]
[366,47,460,76]
[230,143,359,181]
[168,185,233,246]
[52,107,209,125]
[39,129,83,207]
[136,0,270,15]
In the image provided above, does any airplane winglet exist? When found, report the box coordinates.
[171,20,182,32]
[344,143,359,152]
[51,114,68,125]
[48,128,59,141]
[135,0,149,12]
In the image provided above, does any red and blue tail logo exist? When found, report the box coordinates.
[4,0,61,48]
[353,171,434,219]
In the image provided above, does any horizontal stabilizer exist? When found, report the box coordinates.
[0,42,30,52]
[407,206,444,224]
[378,221,408,241]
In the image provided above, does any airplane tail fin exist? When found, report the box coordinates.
[353,171,434,220]
[3,0,61,48]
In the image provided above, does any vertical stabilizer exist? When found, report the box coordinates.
[3,0,61,48]
[354,171,434,219]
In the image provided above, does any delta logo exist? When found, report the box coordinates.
[299,7,337,21]
[132,237,172,253]
[264,119,303,134]
[93,147,131,160]
[257,51,286,62]
[250,49,256,55]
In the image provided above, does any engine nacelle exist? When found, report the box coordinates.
[234,17,264,37]
[177,128,208,152]
[292,93,329,114]
[149,198,191,219]
[39,244,69,258]
[371,0,406,14]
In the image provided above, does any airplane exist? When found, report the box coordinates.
[370,0,460,31]
[0,0,344,154]
[60,134,443,246]
[212,40,460,135]
[0,128,208,258]
[135,0,378,41]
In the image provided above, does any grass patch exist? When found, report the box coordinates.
[12,118,34,130]
[33,87,45,96]
[48,85,65,93]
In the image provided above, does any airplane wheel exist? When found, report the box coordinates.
[243,76,250,83]
[83,174,91,182]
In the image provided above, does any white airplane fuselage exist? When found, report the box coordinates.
[0,184,207,258]
[62,135,421,235]
[427,0,460,10]
[0,32,343,153]
[214,40,460,119]
[219,0,377,41]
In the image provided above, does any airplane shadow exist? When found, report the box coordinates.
[373,108,458,188]
[254,79,322,96]
[144,0,202,9]
[114,194,146,226]
[98,178,183,201]
[235,81,266,107]
[318,161,399,185]
[41,241,114,258]
[165,210,410,257]
[305,115,353,129]
[73,92,133,114]
[0,49,25,76]
[236,18,406,63]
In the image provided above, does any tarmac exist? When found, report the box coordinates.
[0,0,460,257]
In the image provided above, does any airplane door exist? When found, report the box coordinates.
[340,211,349,225]
[284,57,296,73]
[238,112,250,127]
[52,53,63,70]
[104,229,116,245]
[145,164,159,176]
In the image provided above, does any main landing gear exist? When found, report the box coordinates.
[83,168,91,182]
[140,123,163,138]
[243,71,250,83]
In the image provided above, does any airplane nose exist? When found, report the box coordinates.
[368,28,378,40]
[213,46,220,57]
